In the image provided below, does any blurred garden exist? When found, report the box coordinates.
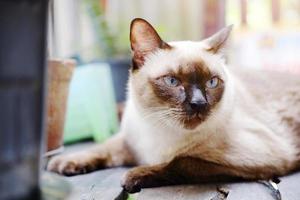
[47,0,300,146]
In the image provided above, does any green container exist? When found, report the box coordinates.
[63,63,118,143]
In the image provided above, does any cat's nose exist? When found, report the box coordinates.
[189,100,208,112]
[189,86,208,112]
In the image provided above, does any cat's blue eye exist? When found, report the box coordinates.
[163,76,179,87]
[206,77,219,89]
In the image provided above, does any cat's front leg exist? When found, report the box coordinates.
[121,163,170,193]
[47,134,135,176]
[121,155,269,193]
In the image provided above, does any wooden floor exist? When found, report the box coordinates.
[43,142,300,200]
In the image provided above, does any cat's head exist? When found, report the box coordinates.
[128,18,232,130]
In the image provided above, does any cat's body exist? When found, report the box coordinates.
[123,57,300,173]
[124,38,300,167]
[48,19,300,193]
[125,68,300,167]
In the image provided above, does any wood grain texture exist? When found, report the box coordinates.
[52,163,300,200]
[136,185,218,200]
[50,143,300,200]
[65,168,128,200]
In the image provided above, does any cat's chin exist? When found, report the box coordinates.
[181,115,205,130]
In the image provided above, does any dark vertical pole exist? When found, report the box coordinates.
[0,0,48,199]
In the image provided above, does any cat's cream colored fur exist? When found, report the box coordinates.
[48,18,300,193]
[123,40,298,172]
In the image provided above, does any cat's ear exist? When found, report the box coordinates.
[203,25,233,56]
[130,18,171,69]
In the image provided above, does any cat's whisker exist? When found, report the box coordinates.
[154,111,183,129]
[140,109,175,129]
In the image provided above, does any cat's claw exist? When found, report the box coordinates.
[121,171,143,193]
[47,155,89,176]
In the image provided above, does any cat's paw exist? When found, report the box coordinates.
[47,154,94,176]
[121,169,144,193]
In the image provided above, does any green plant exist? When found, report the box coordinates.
[84,0,119,58]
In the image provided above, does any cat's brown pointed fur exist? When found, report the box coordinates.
[47,18,300,193]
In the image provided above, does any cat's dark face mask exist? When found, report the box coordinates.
[185,85,210,116]
[129,18,231,130]
[150,61,225,129]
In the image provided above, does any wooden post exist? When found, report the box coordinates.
[240,0,247,26]
[271,0,280,24]
[203,0,226,37]
[100,0,107,12]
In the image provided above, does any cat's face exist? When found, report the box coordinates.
[129,18,232,130]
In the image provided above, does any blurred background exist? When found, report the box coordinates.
[46,0,300,147]
[49,0,300,72]
[1,0,300,199]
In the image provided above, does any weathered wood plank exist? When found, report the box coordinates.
[278,172,300,200]
[65,168,128,200]
[135,185,219,200]
[226,182,274,200]
[49,143,300,200]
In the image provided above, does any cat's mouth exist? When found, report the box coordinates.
[168,106,210,130]
[180,113,207,129]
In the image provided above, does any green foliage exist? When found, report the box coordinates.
[83,0,118,58]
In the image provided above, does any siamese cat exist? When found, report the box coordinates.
[48,18,300,193]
